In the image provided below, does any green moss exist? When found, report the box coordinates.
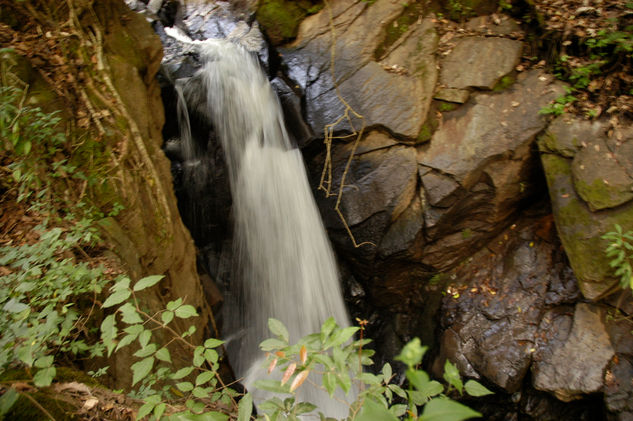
[437,101,457,112]
[417,124,433,143]
[374,2,425,59]
[256,0,323,45]
[416,110,440,144]
[493,75,515,91]
[4,391,77,421]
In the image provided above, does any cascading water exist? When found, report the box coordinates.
[172,35,353,416]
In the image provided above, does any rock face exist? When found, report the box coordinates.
[532,303,614,401]
[280,0,438,139]
[539,115,633,299]
[311,69,563,274]
[440,36,523,89]
[432,212,629,419]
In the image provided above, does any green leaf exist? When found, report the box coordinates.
[33,366,56,387]
[356,398,398,421]
[320,317,337,343]
[204,349,218,364]
[268,318,289,342]
[153,402,167,420]
[102,289,131,308]
[115,334,137,352]
[100,314,118,357]
[294,402,317,415]
[390,404,408,417]
[176,382,194,392]
[3,298,29,313]
[260,338,288,351]
[137,401,155,420]
[34,355,54,368]
[464,380,494,397]
[134,275,164,292]
[131,357,155,386]
[323,372,336,396]
[0,388,19,416]
[413,380,444,404]
[336,371,352,394]
[193,346,204,367]
[162,310,175,325]
[156,347,172,363]
[406,368,430,390]
[388,384,407,399]
[166,298,182,312]
[119,302,143,324]
[139,329,152,348]
[134,343,157,358]
[238,392,253,421]
[169,412,228,421]
[327,326,359,348]
[419,397,481,421]
[443,360,463,394]
[382,363,393,383]
[204,338,224,349]
[175,305,197,319]
[196,371,215,386]
[171,366,194,380]
[192,387,208,399]
[254,379,291,394]
[396,338,427,368]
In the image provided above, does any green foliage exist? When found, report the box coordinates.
[603,224,633,289]
[0,223,108,390]
[256,317,491,420]
[539,88,577,116]
[0,85,74,206]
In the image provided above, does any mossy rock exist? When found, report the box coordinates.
[256,0,323,45]
[442,0,498,21]
[540,152,633,299]
[3,391,77,421]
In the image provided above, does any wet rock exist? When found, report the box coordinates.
[416,71,564,269]
[532,303,614,401]
[271,76,314,147]
[280,0,437,139]
[432,213,581,393]
[440,37,523,90]
[378,194,424,258]
[311,131,419,257]
[539,115,633,299]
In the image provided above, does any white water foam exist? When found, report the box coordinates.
[175,38,353,417]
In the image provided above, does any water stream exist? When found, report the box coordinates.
[173,37,352,416]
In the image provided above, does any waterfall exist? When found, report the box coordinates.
[174,38,353,416]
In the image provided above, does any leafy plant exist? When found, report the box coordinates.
[251,318,492,421]
[603,224,633,289]
[539,88,578,116]
[0,223,108,389]
[98,275,240,420]
[0,85,75,207]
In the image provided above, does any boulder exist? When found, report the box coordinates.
[417,70,565,269]
[280,0,438,139]
[432,214,581,393]
[539,115,633,299]
[532,304,614,401]
[312,131,420,260]
[439,36,523,90]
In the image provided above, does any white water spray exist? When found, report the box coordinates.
[175,38,353,416]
